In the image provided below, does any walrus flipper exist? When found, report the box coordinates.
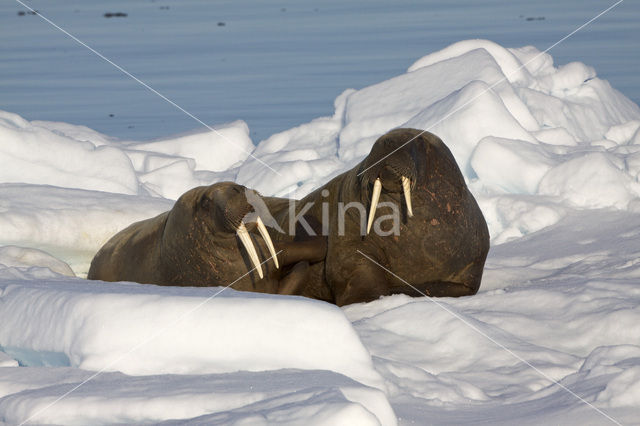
[330,253,391,306]
[277,261,311,295]
[275,238,327,266]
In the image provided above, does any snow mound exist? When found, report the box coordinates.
[471,137,556,194]
[0,246,74,277]
[0,184,173,276]
[127,121,252,172]
[0,111,139,195]
[408,39,533,85]
[126,121,253,199]
[0,115,250,200]
[0,278,385,392]
[0,351,18,368]
[538,152,640,209]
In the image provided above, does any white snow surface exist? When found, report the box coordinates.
[2,40,640,425]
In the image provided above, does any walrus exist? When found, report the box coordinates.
[263,128,490,305]
[88,182,327,295]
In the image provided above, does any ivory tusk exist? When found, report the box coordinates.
[256,216,279,269]
[401,176,413,218]
[237,222,264,279]
[366,178,382,234]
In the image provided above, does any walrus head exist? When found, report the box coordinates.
[172,182,279,279]
[358,131,418,234]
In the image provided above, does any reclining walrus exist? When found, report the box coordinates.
[261,128,490,305]
[88,182,327,296]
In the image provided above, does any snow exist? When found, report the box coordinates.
[471,137,556,194]
[2,39,640,424]
[127,121,253,172]
[344,211,640,424]
[538,152,640,210]
[0,111,139,195]
[0,246,74,278]
[0,369,393,426]
[0,184,172,275]
[0,280,384,391]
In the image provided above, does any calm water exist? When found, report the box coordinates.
[1,0,639,142]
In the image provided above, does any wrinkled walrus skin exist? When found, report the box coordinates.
[264,128,490,306]
[88,182,327,295]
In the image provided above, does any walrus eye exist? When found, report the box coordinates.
[199,195,211,210]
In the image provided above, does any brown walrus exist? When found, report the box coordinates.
[88,182,326,295]
[263,128,490,305]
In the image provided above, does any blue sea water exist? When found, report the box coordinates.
[1,0,639,142]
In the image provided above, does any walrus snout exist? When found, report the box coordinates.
[236,216,280,279]
[230,205,280,280]
[197,183,280,280]
[364,173,415,234]
[360,146,417,235]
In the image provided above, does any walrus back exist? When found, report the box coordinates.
[87,212,169,283]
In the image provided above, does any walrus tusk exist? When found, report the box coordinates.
[237,222,264,279]
[366,178,382,234]
[401,176,413,218]
[256,216,279,269]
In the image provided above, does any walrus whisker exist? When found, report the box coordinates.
[402,175,413,218]
[366,178,382,235]
[256,216,279,269]
[236,222,264,279]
